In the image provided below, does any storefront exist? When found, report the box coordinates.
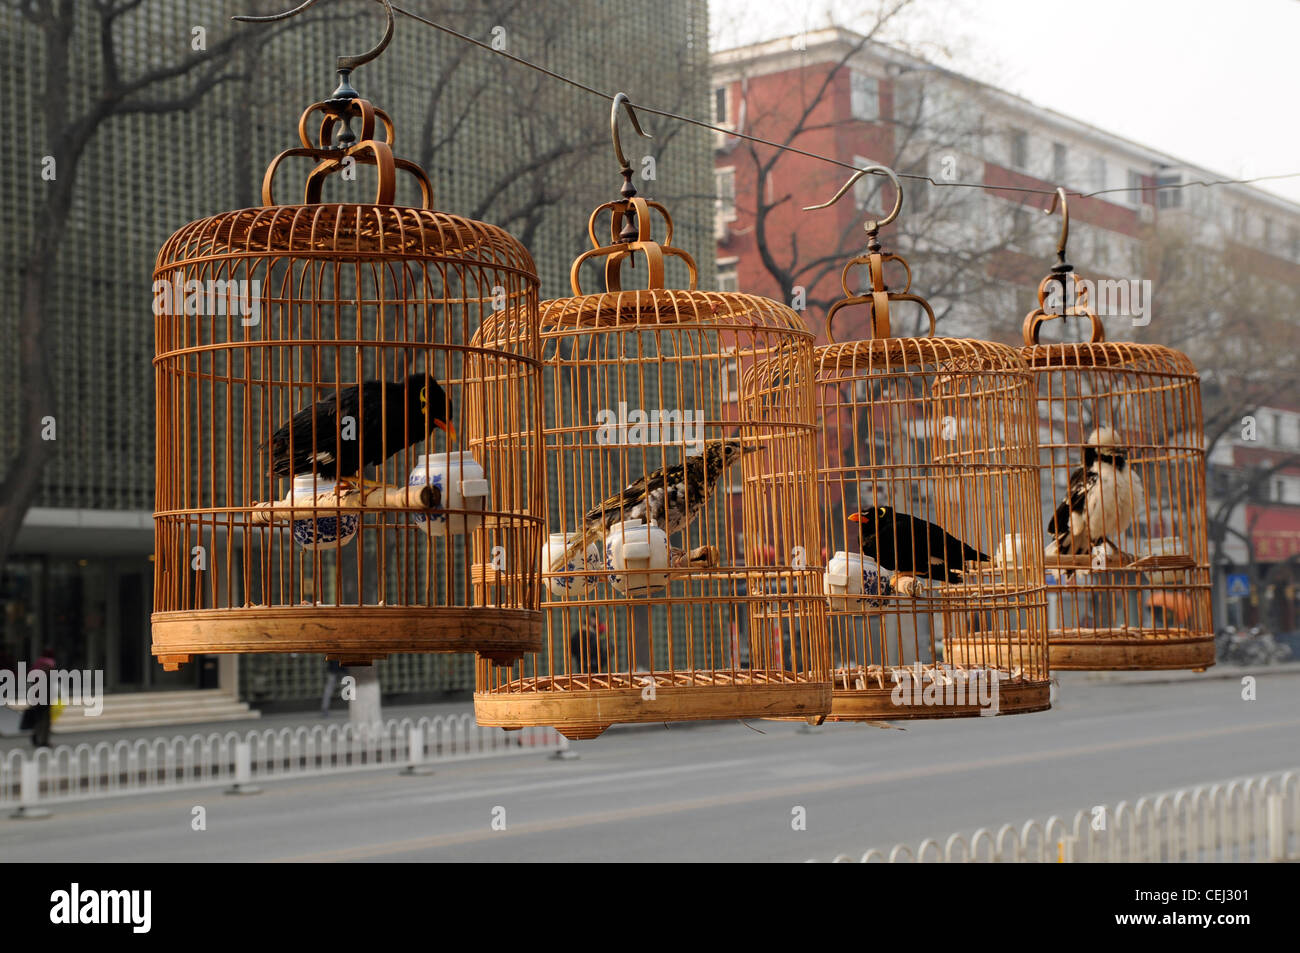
[1218,504,1300,634]
[0,552,199,692]
[2,508,200,693]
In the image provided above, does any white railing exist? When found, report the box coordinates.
[1,714,566,809]
[816,770,1300,862]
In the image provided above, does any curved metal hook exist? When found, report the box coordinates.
[1044,186,1069,261]
[611,92,653,175]
[804,164,903,233]
[233,0,395,73]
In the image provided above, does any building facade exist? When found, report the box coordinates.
[0,0,713,707]
[712,29,1300,633]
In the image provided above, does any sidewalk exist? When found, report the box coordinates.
[0,700,477,753]
[6,665,1296,752]
[1077,661,1300,685]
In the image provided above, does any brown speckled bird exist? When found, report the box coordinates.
[551,437,755,572]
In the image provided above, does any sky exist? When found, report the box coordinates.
[709,0,1300,204]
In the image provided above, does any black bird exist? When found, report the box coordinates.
[848,505,989,584]
[1046,426,1144,575]
[266,374,454,485]
[551,437,756,571]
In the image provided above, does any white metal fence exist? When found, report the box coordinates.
[2,714,566,810]
[818,770,1300,862]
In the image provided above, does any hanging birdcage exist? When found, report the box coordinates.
[472,96,829,740]
[151,23,544,671]
[1021,191,1213,670]
[809,167,1051,719]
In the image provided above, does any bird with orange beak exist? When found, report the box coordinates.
[266,373,455,488]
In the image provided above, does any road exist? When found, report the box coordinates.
[2,671,1297,862]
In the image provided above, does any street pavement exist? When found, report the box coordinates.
[1,670,1296,862]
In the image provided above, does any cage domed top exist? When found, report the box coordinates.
[151,91,544,672]
[1021,252,1212,670]
[807,167,1050,719]
[473,116,830,739]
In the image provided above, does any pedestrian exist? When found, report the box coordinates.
[20,647,57,748]
[569,612,609,673]
[320,658,344,716]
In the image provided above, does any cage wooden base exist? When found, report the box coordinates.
[474,671,832,740]
[816,665,1050,717]
[151,607,542,670]
[826,676,1051,721]
[1046,628,1215,671]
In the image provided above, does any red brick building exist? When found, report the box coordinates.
[713,28,1300,630]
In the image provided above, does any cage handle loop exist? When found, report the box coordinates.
[1022,272,1106,345]
[822,249,935,343]
[805,163,933,342]
[261,99,434,209]
[570,197,698,294]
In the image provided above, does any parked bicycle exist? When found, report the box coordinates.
[1215,625,1293,666]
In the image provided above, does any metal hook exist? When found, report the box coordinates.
[233,0,395,74]
[610,92,652,176]
[1044,187,1070,264]
[804,164,903,234]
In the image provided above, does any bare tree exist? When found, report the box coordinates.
[718,9,1037,342]
[0,0,712,596]
[0,0,295,581]
[1140,225,1300,609]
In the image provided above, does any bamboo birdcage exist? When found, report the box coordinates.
[151,84,544,671]
[472,97,830,740]
[810,167,1051,719]
[1021,192,1213,670]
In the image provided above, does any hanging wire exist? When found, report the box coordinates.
[371,3,1298,202]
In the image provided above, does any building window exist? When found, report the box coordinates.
[1156,173,1182,209]
[1127,169,1146,206]
[717,258,738,293]
[851,71,879,121]
[1277,479,1286,503]
[1009,128,1028,169]
[852,154,878,210]
[1230,205,1245,237]
[1274,413,1283,444]
[713,86,729,126]
[907,162,930,212]
[1091,156,1106,192]
[1051,142,1067,183]
[1263,216,1275,247]
[1094,229,1109,267]
[720,346,740,402]
[714,167,736,222]
[1012,204,1030,242]
[1289,227,1300,261]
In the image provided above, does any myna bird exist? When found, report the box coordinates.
[266,374,454,485]
[849,505,989,584]
[1045,426,1144,573]
[551,437,756,572]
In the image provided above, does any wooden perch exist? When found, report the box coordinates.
[890,574,929,597]
[669,545,719,569]
[248,482,442,525]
